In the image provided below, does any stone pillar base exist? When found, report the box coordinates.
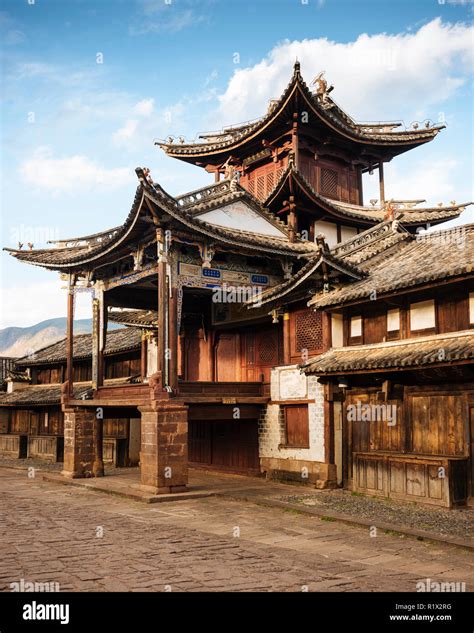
[138,401,188,494]
[62,407,97,478]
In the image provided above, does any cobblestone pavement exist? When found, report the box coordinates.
[1,467,473,592]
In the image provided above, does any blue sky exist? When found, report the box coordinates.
[1,0,473,327]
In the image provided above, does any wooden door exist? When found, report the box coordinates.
[188,420,259,472]
[215,333,240,382]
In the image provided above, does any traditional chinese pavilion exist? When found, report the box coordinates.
[2,63,472,506]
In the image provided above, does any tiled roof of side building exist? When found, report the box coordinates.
[15,328,142,367]
[0,379,134,407]
[309,223,474,309]
[301,330,474,375]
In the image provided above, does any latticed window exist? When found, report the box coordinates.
[256,174,266,200]
[258,331,278,365]
[320,167,338,198]
[295,310,323,353]
[266,171,275,194]
[247,178,255,196]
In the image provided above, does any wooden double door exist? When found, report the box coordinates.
[189,419,259,473]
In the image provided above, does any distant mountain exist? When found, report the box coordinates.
[0,318,119,359]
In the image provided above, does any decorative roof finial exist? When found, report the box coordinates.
[312,71,334,108]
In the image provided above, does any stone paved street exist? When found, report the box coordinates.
[1,467,473,593]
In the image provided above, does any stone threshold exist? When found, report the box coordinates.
[41,473,217,504]
[217,492,474,552]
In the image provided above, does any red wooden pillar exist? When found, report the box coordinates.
[169,288,178,392]
[140,331,148,381]
[283,311,291,365]
[156,229,168,388]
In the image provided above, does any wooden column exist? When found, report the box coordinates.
[92,288,106,390]
[65,279,74,397]
[169,288,178,392]
[379,161,385,205]
[156,229,168,388]
[288,196,298,242]
[92,413,104,477]
[292,112,299,169]
[91,298,100,390]
[99,293,107,388]
[140,331,148,381]
[283,311,291,365]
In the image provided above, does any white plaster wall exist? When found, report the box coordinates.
[259,366,325,464]
[198,201,284,237]
[314,220,338,248]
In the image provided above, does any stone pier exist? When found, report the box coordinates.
[138,401,188,494]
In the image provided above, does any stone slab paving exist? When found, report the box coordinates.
[1,467,473,593]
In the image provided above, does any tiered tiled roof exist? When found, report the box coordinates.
[301,330,474,375]
[4,169,320,271]
[264,164,469,228]
[158,63,443,162]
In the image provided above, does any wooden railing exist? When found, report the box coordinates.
[178,381,265,398]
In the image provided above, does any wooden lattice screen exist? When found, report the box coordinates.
[295,310,323,353]
[320,167,338,198]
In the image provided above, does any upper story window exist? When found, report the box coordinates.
[410,299,436,334]
[387,308,400,340]
[349,316,363,345]
[320,167,338,198]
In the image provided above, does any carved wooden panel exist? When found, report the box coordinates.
[294,309,323,354]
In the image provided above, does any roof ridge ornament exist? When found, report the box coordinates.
[311,71,334,109]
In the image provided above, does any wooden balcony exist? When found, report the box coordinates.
[68,380,269,408]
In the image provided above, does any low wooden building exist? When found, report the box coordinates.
[0,328,142,465]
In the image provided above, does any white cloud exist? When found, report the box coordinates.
[131,1,207,35]
[19,147,130,194]
[214,18,473,126]
[134,98,155,116]
[112,119,140,146]
[0,279,92,329]
[364,158,463,207]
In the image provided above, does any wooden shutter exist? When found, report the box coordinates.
[284,405,309,448]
